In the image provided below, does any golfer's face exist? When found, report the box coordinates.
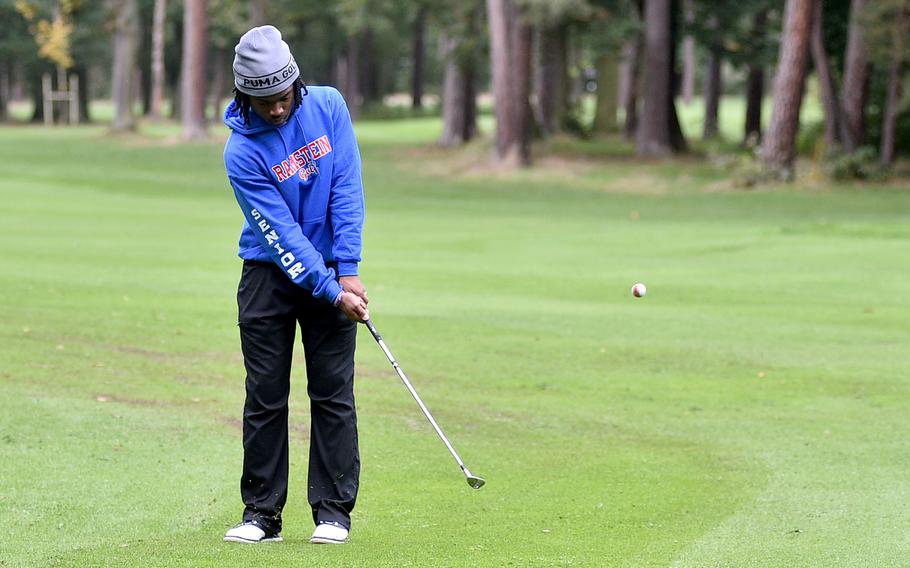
[251,86,294,126]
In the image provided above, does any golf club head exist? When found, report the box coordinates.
[466,474,486,490]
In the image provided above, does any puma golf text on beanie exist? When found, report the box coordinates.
[233,25,299,97]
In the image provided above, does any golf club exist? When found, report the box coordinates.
[363,319,485,490]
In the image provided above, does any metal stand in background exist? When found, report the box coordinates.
[42,67,79,126]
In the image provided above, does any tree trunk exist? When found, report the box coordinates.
[210,47,228,121]
[248,0,268,26]
[841,0,870,151]
[74,65,91,123]
[112,0,140,132]
[463,61,477,142]
[880,4,907,167]
[744,10,767,145]
[762,0,814,180]
[169,16,183,120]
[880,59,903,167]
[439,30,478,146]
[536,22,568,135]
[637,0,673,156]
[619,32,641,140]
[30,67,44,123]
[171,75,182,120]
[810,0,848,149]
[134,65,146,117]
[681,0,695,104]
[181,0,208,140]
[344,34,361,120]
[0,63,9,121]
[512,8,533,166]
[702,43,722,140]
[487,0,532,165]
[440,35,467,146]
[592,52,619,133]
[744,65,764,145]
[412,4,427,109]
[667,0,687,151]
[149,0,166,120]
[487,0,518,161]
[360,29,379,105]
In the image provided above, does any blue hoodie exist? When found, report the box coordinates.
[223,86,364,305]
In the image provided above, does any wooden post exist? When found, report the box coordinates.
[42,73,53,126]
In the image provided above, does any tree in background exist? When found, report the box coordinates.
[687,0,776,143]
[762,0,814,180]
[411,1,428,109]
[743,7,770,146]
[810,0,849,148]
[0,0,904,172]
[636,0,671,155]
[583,0,636,136]
[687,1,731,141]
[438,0,483,147]
[181,0,208,140]
[618,0,643,140]
[147,0,166,120]
[248,0,267,25]
[536,20,571,135]
[840,0,870,150]
[861,0,909,166]
[680,0,695,104]
[330,0,412,118]
[487,0,533,166]
[700,13,721,140]
[111,0,139,131]
[0,2,38,121]
[523,0,588,136]
[636,0,686,157]
[207,0,252,121]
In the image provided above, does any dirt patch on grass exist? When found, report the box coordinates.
[93,393,166,407]
[398,145,687,195]
[98,344,242,370]
[104,344,172,361]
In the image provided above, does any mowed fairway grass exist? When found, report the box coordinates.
[1,116,909,567]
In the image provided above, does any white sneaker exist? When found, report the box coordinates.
[223,521,283,544]
[310,522,349,544]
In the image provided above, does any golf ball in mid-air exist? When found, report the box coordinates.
[631,282,647,298]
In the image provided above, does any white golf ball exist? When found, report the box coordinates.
[631,282,647,298]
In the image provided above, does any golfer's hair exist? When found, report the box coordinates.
[232,77,308,125]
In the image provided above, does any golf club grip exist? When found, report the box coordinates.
[364,319,381,341]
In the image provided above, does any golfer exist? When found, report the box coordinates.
[221,25,368,545]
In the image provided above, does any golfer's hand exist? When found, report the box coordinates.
[338,291,369,323]
[339,276,368,304]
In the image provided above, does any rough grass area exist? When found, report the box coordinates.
[0,115,908,567]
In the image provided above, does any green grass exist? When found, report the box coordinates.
[0,114,909,567]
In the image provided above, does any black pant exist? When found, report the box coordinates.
[237,260,359,533]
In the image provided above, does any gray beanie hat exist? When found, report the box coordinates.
[233,25,300,97]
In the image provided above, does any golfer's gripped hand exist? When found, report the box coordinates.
[339,276,368,304]
[338,291,369,323]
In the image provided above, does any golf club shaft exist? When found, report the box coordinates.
[364,319,470,474]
